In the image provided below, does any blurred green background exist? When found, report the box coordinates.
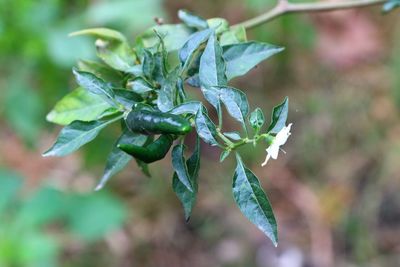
[1,0,400,266]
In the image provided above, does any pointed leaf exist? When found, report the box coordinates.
[127,77,155,94]
[179,29,211,65]
[169,101,201,115]
[267,97,289,134]
[173,137,201,220]
[137,24,192,52]
[43,115,122,157]
[113,89,143,109]
[223,131,241,141]
[199,33,227,87]
[96,131,149,190]
[223,41,284,80]
[217,86,249,126]
[46,87,115,125]
[72,69,116,106]
[178,9,208,29]
[233,154,278,246]
[172,144,193,192]
[157,69,179,112]
[77,59,123,86]
[195,106,219,146]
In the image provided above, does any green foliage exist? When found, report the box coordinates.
[46,87,115,125]
[0,169,126,266]
[233,154,278,246]
[223,41,284,80]
[44,9,291,245]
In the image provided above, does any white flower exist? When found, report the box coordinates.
[261,123,292,166]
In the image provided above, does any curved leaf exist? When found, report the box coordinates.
[217,86,249,126]
[199,33,227,87]
[195,106,219,146]
[43,115,122,157]
[173,137,201,221]
[178,9,208,29]
[223,41,284,80]
[72,69,116,106]
[267,97,289,134]
[46,87,115,125]
[233,154,278,246]
[96,131,149,191]
[137,24,193,52]
[172,144,193,192]
[169,101,201,115]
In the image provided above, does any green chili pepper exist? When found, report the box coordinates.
[126,109,192,135]
[118,134,174,163]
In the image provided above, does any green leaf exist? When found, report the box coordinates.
[199,33,227,87]
[127,77,155,94]
[70,28,127,42]
[383,0,400,12]
[178,9,208,29]
[71,28,136,71]
[169,101,201,115]
[233,154,278,246]
[217,86,249,127]
[223,41,284,80]
[267,97,289,134]
[199,33,227,112]
[95,40,136,71]
[249,107,265,132]
[72,69,116,106]
[96,131,149,191]
[46,87,115,126]
[207,18,229,35]
[219,150,231,162]
[142,49,156,78]
[157,70,178,112]
[43,115,122,157]
[172,144,194,192]
[195,106,219,146]
[77,59,123,86]
[223,131,241,141]
[113,89,143,109]
[219,26,247,46]
[179,29,212,74]
[172,137,201,221]
[137,24,192,52]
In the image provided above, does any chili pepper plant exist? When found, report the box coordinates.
[43,3,399,246]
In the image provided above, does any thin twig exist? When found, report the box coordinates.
[234,0,386,30]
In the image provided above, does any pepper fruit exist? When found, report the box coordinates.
[126,109,192,135]
[118,134,174,163]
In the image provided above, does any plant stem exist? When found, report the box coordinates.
[234,0,386,30]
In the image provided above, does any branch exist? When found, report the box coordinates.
[234,0,387,30]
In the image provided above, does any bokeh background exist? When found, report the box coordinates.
[1,0,400,266]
